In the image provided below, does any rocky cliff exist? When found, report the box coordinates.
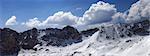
[0,26,83,55]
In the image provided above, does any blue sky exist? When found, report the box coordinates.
[0,0,138,27]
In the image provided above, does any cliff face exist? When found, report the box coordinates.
[40,26,82,46]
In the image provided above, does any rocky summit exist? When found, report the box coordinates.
[19,28,39,49]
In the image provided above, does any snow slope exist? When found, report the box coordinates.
[18,31,150,56]
[120,36,150,56]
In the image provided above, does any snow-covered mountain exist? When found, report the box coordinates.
[0,18,149,56]
[18,32,150,56]
[17,19,149,56]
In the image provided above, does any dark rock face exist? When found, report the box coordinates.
[0,28,20,55]
[128,19,150,36]
[62,26,82,42]
[41,26,82,46]
[19,28,39,49]
[0,26,114,56]
[81,28,99,37]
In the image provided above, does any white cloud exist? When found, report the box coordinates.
[11,0,150,32]
[111,0,150,23]
[127,0,150,22]
[4,1,118,31]
[22,18,41,28]
[21,11,78,29]
[5,16,17,26]
[4,0,150,32]
[39,11,80,28]
[78,1,117,25]
[112,12,127,24]
[42,11,78,25]
[127,1,141,21]
[4,16,29,32]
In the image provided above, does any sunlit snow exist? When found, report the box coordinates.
[18,31,150,56]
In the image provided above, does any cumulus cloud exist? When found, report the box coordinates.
[112,12,127,24]
[5,16,17,26]
[4,1,118,31]
[42,11,78,25]
[127,0,150,22]
[22,18,41,28]
[6,0,150,31]
[78,1,117,25]
[35,11,79,28]
[111,0,150,23]
[21,11,78,29]
[4,16,28,32]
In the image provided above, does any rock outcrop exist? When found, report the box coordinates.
[128,19,150,36]
[19,28,39,49]
[0,28,20,55]
[41,25,82,46]
[96,19,150,40]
